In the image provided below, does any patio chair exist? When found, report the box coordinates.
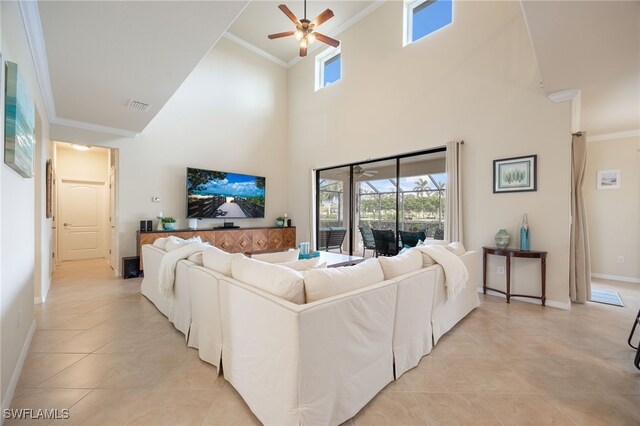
[399,230,427,248]
[358,225,377,257]
[317,228,331,251]
[372,229,397,257]
[326,227,347,253]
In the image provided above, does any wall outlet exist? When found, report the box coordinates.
[617,256,625,264]
[497,266,505,275]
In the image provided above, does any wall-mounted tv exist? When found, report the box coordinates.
[187,167,266,219]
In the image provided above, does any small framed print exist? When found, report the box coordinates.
[596,169,621,190]
[493,155,537,193]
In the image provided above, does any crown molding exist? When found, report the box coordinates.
[19,0,56,122]
[52,117,139,138]
[286,0,387,68]
[547,89,580,103]
[19,0,138,138]
[587,129,640,142]
[223,32,289,68]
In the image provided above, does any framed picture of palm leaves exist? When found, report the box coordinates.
[493,155,537,193]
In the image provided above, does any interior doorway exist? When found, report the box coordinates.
[53,143,117,270]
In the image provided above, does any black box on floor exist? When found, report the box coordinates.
[122,256,141,279]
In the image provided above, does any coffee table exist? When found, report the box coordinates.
[317,251,366,268]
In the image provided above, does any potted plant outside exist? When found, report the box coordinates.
[161,217,177,230]
[275,216,285,227]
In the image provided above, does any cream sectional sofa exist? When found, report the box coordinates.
[140,243,480,425]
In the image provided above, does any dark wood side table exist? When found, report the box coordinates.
[482,246,547,306]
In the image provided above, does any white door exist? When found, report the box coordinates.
[59,179,106,261]
[109,169,117,269]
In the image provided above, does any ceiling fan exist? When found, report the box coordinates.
[354,165,379,178]
[268,0,340,57]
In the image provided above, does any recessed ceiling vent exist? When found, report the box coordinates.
[127,99,151,112]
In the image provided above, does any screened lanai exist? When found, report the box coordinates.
[316,150,447,257]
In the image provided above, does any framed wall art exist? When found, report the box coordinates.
[596,169,621,190]
[493,155,537,193]
[4,61,35,178]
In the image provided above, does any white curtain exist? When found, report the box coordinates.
[445,141,463,244]
[570,132,591,303]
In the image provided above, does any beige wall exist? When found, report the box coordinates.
[54,38,290,260]
[1,0,51,408]
[585,136,640,282]
[287,1,572,307]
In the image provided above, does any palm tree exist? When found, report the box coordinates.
[413,178,430,197]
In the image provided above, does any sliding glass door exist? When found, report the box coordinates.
[315,148,446,257]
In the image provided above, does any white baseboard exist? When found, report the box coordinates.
[592,273,640,284]
[477,287,571,310]
[1,319,36,421]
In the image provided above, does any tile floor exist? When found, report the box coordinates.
[7,259,640,425]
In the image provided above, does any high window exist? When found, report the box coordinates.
[315,48,341,91]
[404,0,453,46]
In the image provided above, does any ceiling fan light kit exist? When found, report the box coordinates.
[267,0,340,57]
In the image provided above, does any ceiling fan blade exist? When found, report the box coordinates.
[268,31,295,39]
[311,9,334,28]
[300,45,307,57]
[278,4,300,25]
[314,32,340,48]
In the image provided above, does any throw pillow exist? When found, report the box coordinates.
[446,242,466,256]
[252,249,300,263]
[231,256,305,304]
[378,249,423,280]
[414,246,437,268]
[152,237,168,250]
[202,246,243,277]
[304,259,384,303]
[187,252,204,266]
[165,236,203,252]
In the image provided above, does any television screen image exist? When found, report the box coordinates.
[187,167,265,219]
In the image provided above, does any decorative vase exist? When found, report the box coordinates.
[276,220,284,227]
[495,229,510,249]
[163,222,176,231]
[520,213,530,251]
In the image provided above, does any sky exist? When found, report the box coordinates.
[413,0,452,42]
[192,173,264,198]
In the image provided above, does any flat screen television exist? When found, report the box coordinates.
[187,167,266,219]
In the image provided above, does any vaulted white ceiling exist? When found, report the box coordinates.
[28,0,640,140]
[35,0,248,136]
[521,1,640,135]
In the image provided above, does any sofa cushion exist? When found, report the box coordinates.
[231,256,305,304]
[446,242,466,256]
[165,236,202,252]
[252,249,300,264]
[203,246,243,277]
[279,257,327,272]
[304,259,385,303]
[378,249,423,280]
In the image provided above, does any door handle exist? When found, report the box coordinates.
[64,223,71,226]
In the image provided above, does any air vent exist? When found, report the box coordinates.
[127,99,151,112]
